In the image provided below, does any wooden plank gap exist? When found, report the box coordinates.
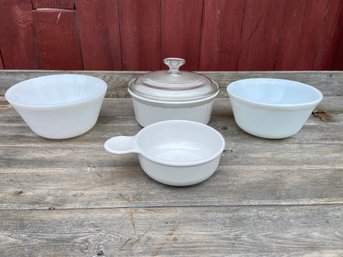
[312,0,331,70]
[0,49,4,69]
[33,9,83,69]
[331,2,343,69]
[75,0,122,70]
[1,202,343,212]
[159,0,162,69]
[118,0,161,70]
[0,1,39,69]
[74,8,84,70]
[272,1,288,70]
[197,0,205,71]
[117,0,124,70]
[161,0,204,70]
[235,0,247,71]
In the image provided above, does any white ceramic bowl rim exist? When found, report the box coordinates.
[227,78,323,110]
[128,87,219,105]
[136,121,225,166]
[5,74,108,110]
[104,120,226,167]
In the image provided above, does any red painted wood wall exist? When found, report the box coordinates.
[0,0,342,71]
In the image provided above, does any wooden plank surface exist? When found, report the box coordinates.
[0,0,38,69]
[33,9,82,70]
[0,71,342,256]
[237,0,287,71]
[0,205,342,256]
[313,0,343,69]
[274,0,331,70]
[1,71,342,99]
[0,1,342,71]
[32,0,75,9]
[119,0,161,70]
[199,0,245,71]
[75,0,122,70]
[161,0,203,70]
[332,8,343,70]
[0,97,342,210]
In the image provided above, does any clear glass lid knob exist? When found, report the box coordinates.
[164,58,186,75]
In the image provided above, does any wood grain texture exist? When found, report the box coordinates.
[33,9,82,69]
[0,51,4,69]
[0,0,38,69]
[1,1,343,71]
[237,0,287,71]
[0,71,342,256]
[332,6,343,70]
[0,97,342,209]
[0,206,342,256]
[75,0,121,70]
[313,0,343,69]
[275,0,329,70]
[1,71,342,100]
[32,0,75,9]
[161,0,203,70]
[199,0,245,71]
[119,0,161,71]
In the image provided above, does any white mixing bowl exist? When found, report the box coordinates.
[5,74,108,139]
[227,78,323,139]
[104,120,225,186]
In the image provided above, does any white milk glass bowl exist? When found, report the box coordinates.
[227,78,323,139]
[5,74,108,139]
[104,120,225,186]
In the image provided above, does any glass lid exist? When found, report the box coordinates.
[128,58,219,102]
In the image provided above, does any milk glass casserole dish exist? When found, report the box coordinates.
[128,58,219,127]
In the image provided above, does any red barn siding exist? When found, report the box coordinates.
[333,31,343,70]
[75,0,122,70]
[275,0,342,70]
[119,0,161,70]
[33,9,82,70]
[332,2,343,70]
[32,0,75,9]
[237,0,287,71]
[200,0,245,71]
[0,0,38,69]
[0,0,342,70]
[161,0,204,70]
[312,0,343,69]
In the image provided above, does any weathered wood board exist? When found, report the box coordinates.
[0,71,342,98]
[119,0,161,70]
[33,9,83,70]
[0,71,342,256]
[32,0,75,9]
[0,206,342,257]
[75,0,122,70]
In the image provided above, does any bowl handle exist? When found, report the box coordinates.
[104,136,141,154]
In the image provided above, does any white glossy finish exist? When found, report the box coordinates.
[129,93,217,127]
[104,120,225,186]
[5,74,107,139]
[227,78,323,139]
